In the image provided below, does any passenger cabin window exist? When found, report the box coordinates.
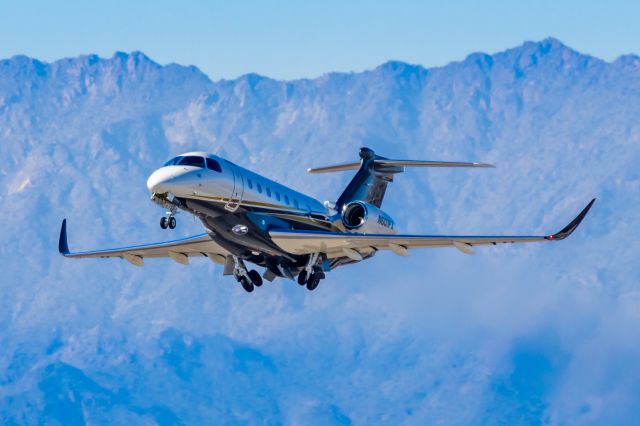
[178,156,205,168]
[275,192,281,201]
[257,183,262,194]
[205,158,222,172]
[284,195,290,205]
[294,199,299,209]
[247,179,253,189]
[266,187,272,197]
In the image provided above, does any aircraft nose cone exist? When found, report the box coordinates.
[147,168,180,193]
[146,167,196,196]
[147,170,165,193]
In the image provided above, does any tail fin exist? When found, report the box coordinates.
[308,147,494,210]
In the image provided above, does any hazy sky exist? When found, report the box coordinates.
[1,0,639,80]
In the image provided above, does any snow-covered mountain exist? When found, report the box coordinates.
[1,38,639,424]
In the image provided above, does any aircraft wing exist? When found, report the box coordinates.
[58,219,230,266]
[269,199,595,257]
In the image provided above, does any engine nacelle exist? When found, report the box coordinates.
[341,201,397,234]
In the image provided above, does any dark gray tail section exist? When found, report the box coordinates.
[335,148,401,210]
[309,147,494,211]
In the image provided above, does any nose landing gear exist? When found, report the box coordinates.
[159,214,177,230]
[159,216,175,229]
[152,193,179,230]
[159,216,176,229]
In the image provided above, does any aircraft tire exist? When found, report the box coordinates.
[306,274,320,291]
[240,277,254,293]
[160,217,168,229]
[168,217,177,229]
[248,270,263,287]
[297,270,307,285]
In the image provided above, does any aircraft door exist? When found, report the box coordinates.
[225,163,245,212]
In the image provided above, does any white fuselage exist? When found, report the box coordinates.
[146,152,327,217]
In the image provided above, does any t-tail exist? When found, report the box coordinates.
[308,147,494,211]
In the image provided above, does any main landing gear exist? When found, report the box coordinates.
[232,256,263,293]
[297,253,325,291]
[159,216,176,229]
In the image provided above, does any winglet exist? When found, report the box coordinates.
[545,198,596,241]
[58,219,70,255]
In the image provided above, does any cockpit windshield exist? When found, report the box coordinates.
[163,156,205,168]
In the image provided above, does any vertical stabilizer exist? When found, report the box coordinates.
[307,147,494,211]
[335,148,399,210]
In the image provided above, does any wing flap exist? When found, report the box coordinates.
[268,230,546,255]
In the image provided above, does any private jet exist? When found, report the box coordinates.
[58,147,595,292]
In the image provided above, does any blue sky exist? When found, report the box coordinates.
[1,0,639,80]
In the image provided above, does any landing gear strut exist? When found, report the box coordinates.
[232,256,263,293]
[297,253,325,291]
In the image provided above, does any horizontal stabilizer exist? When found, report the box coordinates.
[310,147,495,209]
[308,158,494,174]
[307,162,360,174]
[374,159,494,169]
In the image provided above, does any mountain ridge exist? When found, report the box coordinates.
[3,37,638,86]
[0,38,639,424]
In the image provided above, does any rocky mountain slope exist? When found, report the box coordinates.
[1,38,639,424]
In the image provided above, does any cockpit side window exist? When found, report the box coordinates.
[206,158,222,172]
[163,157,182,166]
[178,156,205,168]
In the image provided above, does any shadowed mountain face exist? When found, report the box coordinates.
[1,38,639,424]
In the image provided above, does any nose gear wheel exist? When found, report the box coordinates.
[160,214,176,230]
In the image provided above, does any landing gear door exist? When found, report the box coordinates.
[225,162,244,212]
